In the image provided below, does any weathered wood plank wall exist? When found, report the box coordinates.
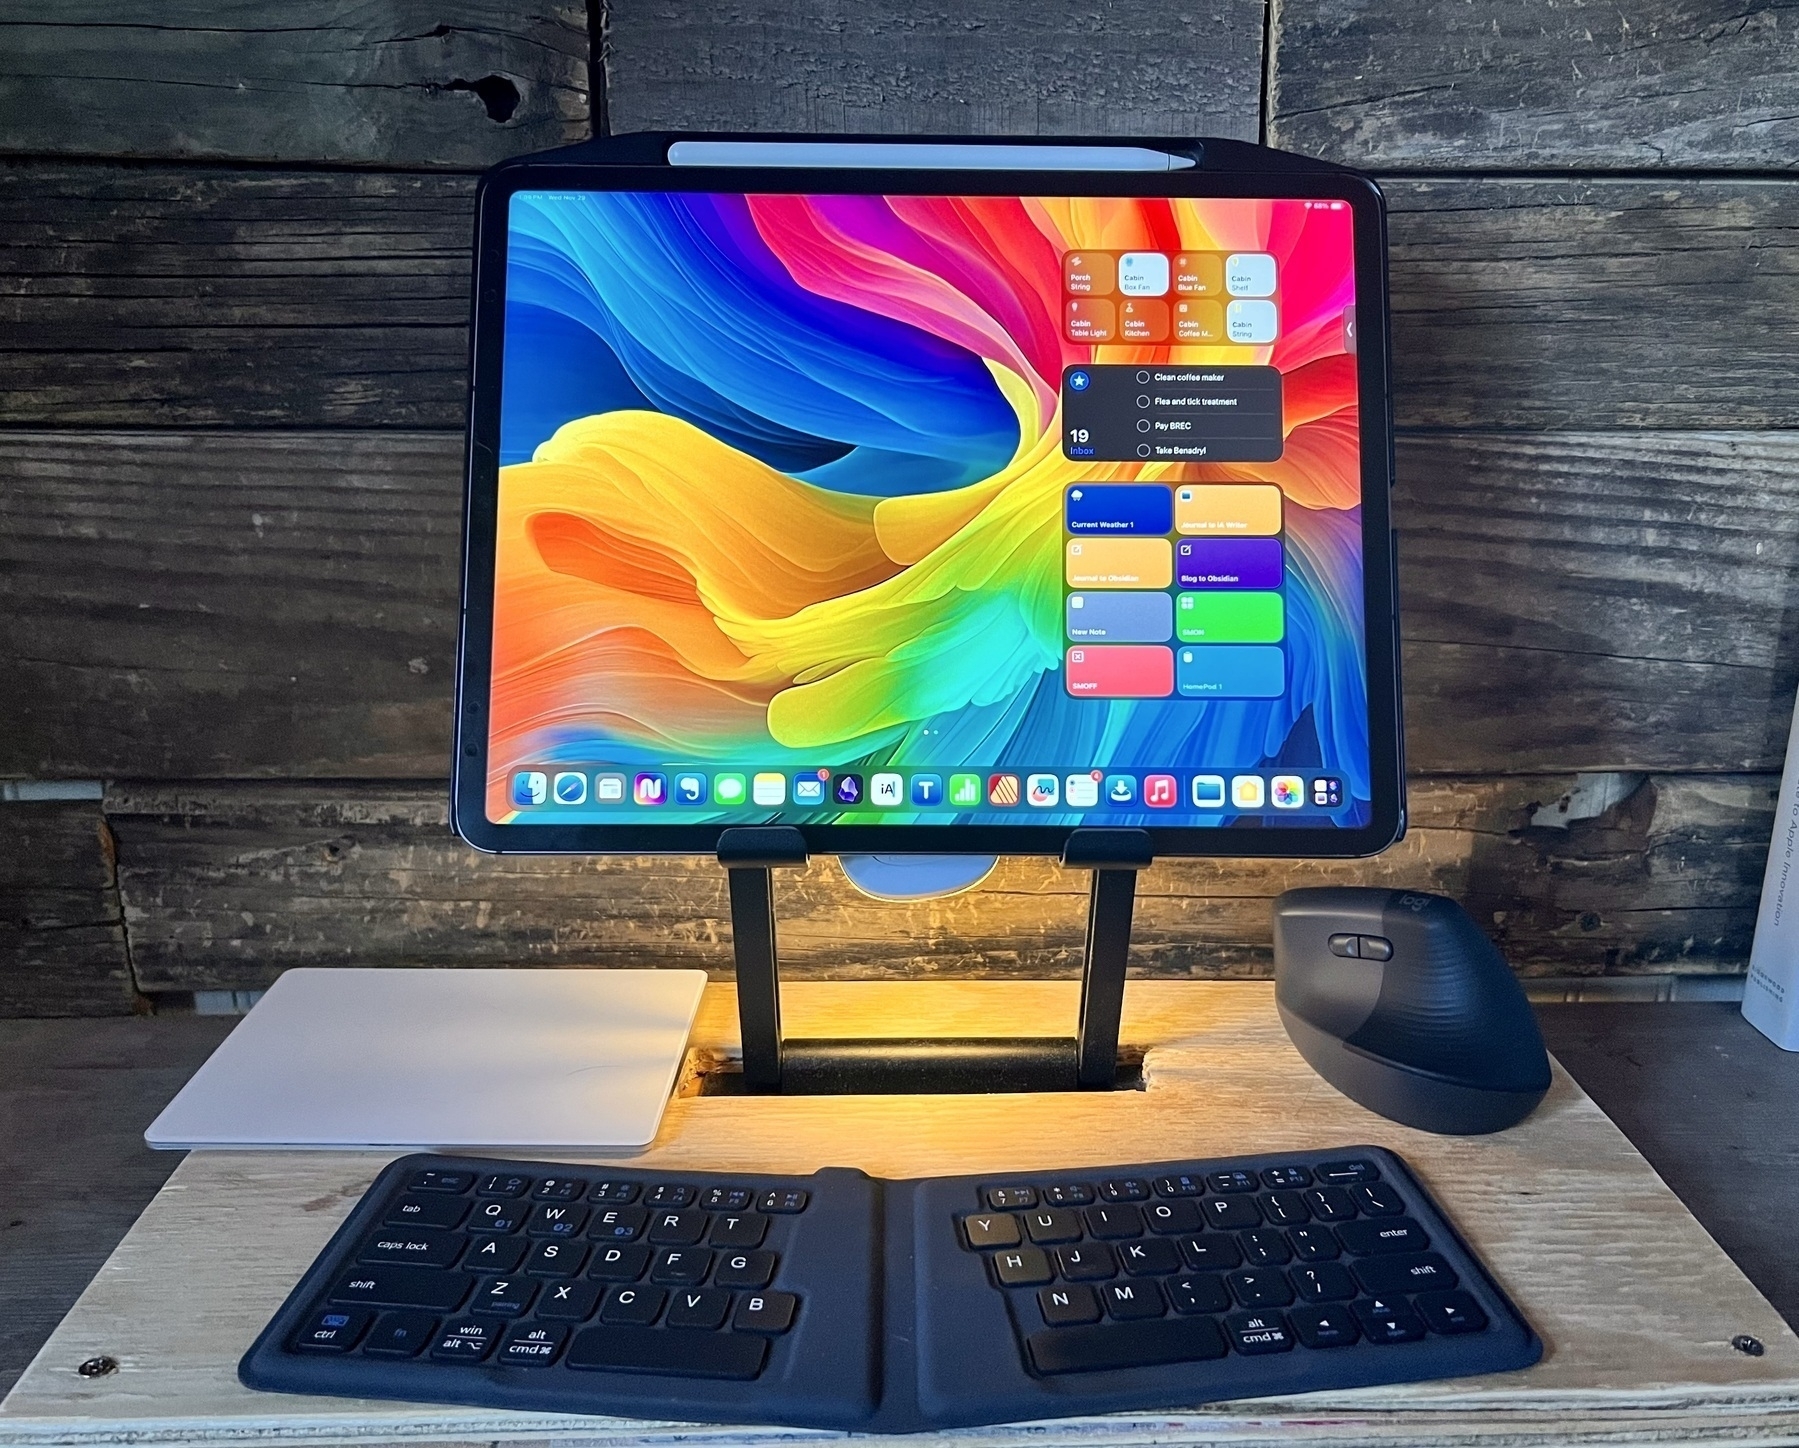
[1,0,1793,1012]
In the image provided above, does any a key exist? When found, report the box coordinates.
[462,1234,528,1274]
[1042,1183,1094,1206]
[1240,1229,1291,1265]
[477,1173,532,1198]
[1354,1251,1457,1295]
[1099,1178,1150,1202]
[987,1186,1037,1209]
[497,1323,567,1366]
[1142,1200,1203,1235]
[523,1240,587,1277]
[1023,1208,1083,1244]
[385,1195,468,1231]
[1203,1196,1261,1230]
[1301,1186,1358,1222]
[1227,1268,1294,1307]
[589,1206,647,1242]
[600,1285,665,1325]
[588,1180,641,1204]
[566,1325,767,1379]
[526,1203,588,1238]
[991,1246,1053,1285]
[1290,1303,1360,1348]
[588,1244,651,1282]
[758,1189,808,1214]
[1117,1238,1180,1276]
[1260,1190,1311,1225]
[1350,1182,1406,1217]
[645,1184,695,1208]
[428,1318,500,1361]
[361,1310,437,1357]
[1154,1173,1203,1198]
[1415,1289,1489,1335]
[357,1228,463,1269]
[1260,1166,1313,1189]
[1101,1279,1164,1320]
[1316,1159,1380,1185]
[533,1177,587,1201]
[962,1213,1021,1249]
[1336,1218,1429,1256]
[1026,1316,1227,1374]
[1167,1273,1230,1315]
[709,1213,768,1248]
[466,1198,525,1235]
[1179,1235,1242,1271]
[1054,1243,1117,1281]
[666,1288,732,1329]
[1226,1310,1294,1354]
[1207,1171,1258,1195]
[1289,1225,1341,1261]
[647,1209,709,1245]
[535,1280,603,1321]
[1292,1262,1358,1302]
[733,1290,798,1333]
[327,1266,471,1313]
[1082,1203,1142,1239]
[650,1248,712,1285]
[408,1170,472,1194]
[291,1308,371,1353]
[1037,1284,1101,1326]
[714,1250,776,1288]
[701,1187,751,1211]
[470,1277,535,1316]
[1353,1295,1427,1342]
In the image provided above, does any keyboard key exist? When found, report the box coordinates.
[1117,1238,1180,1276]
[527,1203,588,1238]
[408,1170,472,1194]
[1226,1310,1294,1354]
[1142,1200,1203,1235]
[987,1186,1037,1210]
[429,1318,499,1362]
[1291,1303,1360,1348]
[589,1206,647,1242]
[666,1288,732,1329]
[1292,1262,1358,1302]
[962,1213,1021,1249]
[648,1209,709,1245]
[651,1248,712,1285]
[1038,1284,1102,1326]
[498,1323,567,1366]
[1415,1289,1490,1335]
[600,1285,665,1325]
[734,1290,798,1333]
[1167,1273,1230,1315]
[1083,1203,1142,1239]
[714,1249,776,1288]
[1301,1186,1358,1222]
[1042,1183,1094,1206]
[467,1199,526,1234]
[1024,1208,1083,1244]
[1354,1296,1427,1343]
[567,1324,767,1379]
[1102,1279,1164,1320]
[533,1177,587,1201]
[645,1184,695,1208]
[1351,1182,1406,1217]
[1227,1268,1293,1307]
[1026,1315,1227,1374]
[463,1234,527,1274]
[1203,1196,1261,1230]
[1261,1166,1313,1189]
[709,1212,768,1248]
[1336,1218,1429,1256]
[588,1180,641,1204]
[759,1189,808,1213]
[1261,1190,1310,1225]
[1240,1229,1291,1265]
[477,1173,531,1198]
[1289,1225,1341,1261]
[1154,1173,1204,1198]
[701,1187,752,1211]
[536,1280,603,1321]
[1055,1243,1117,1281]
[523,1240,587,1277]
[1354,1252,1457,1296]
[1179,1235,1242,1271]
[357,1228,463,1269]
[328,1267,471,1313]
[1100,1178,1150,1202]
[587,1244,650,1281]
[361,1310,436,1357]
[292,1308,371,1353]
[471,1277,536,1317]
[1207,1171,1257,1194]
[991,1247,1054,1285]
[385,1195,468,1231]
[1317,1160,1380,1186]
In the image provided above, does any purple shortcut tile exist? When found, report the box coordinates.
[1176,537,1284,590]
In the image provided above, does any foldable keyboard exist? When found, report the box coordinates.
[240,1146,1540,1430]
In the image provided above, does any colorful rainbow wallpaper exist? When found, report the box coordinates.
[488,191,1367,826]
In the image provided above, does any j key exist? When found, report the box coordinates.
[588,1180,641,1204]
[1351,1182,1406,1217]
[292,1308,371,1353]
[1354,1251,1458,1295]
[498,1323,567,1366]
[467,1198,526,1234]
[1291,1303,1360,1348]
[1167,1273,1230,1315]
[1260,1190,1310,1225]
[1415,1289,1490,1335]
[962,1213,1021,1249]
[1082,1203,1142,1239]
[1101,1279,1164,1320]
[1038,1284,1102,1326]
[759,1189,809,1213]
[1142,1199,1202,1235]
[1117,1238,1180,1276]
[987,1186,1037,1210]
[477,1174,531,1198]
[1336,1218,1429,1256]
[1227,1268,1294,1307]
[1208,1171,1258,1194]
[462,1235,528,1274]
[1289,1225,1341,1261]
[710,1212,768,1248]
[645,1184,695,1208]
[536,1280,603,1321]
[385,1194,468,1231]
[666,1288,732,1330]
[1240,1229,1291,1266]
[1023,1208,1083,1244]
[1261,1166,1313,1189]
[733,1290,798,1333]
[589,1206,647,1242]
[1054,1243,1117,1281]
[1099,1178,1150,1202]
[408,1170,473,1194]
[533,1177,586,1201]
[714,1249,777,1288]
[1042,1184,1094,1206]
[1292,1262,1358,1302]
[471,1277,536,1317]
[429,1318,500,1362]
[1354,1296,1427,1343]
[527,1203,588,1238]
[1179,1235,1242,1271]
[1226,1310,1294,1354]
[523,1240,587,1277]
[357,1228,463,1269]
[1301,1186,1358,1222]
[1317,1159,1381,1186]
[651,1248,712,1285]
[1203,1196,1261,1230]
[1026,1315,1227,1374]
[991,1246,1053,1285]
[361,1310,437,1357]
[567,1324,768,1380]
[701,1187,751,1211]
[600,1285,665,1325]
[588,1244,651,1281]
[328,1266,471,1313]
[1155,1173,1203,1197]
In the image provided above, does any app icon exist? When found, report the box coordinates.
[871,772,904,807]
[911,774,944,807]
[833,773,864,805]
[551,771,586,805]
[713,772,747,806]
[1191,774,1227,808]
[949,773,982,807]
[988,773,1021,806]
[1144,774,1178,808]
[752,772,786,806]
[793,771,827,805]
[673,772,707,805]
[594,772,625,803]
[1312,776,1342,808]
[1271,775,1304,809]
[511,771,547,807]
[1104,774,1136,806]
[633,772,666,806]
[1065,772,1101,808]
[1231,775,1265,809]
[1026,774,1059,808]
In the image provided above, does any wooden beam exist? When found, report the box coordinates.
[1269,0,1799,171]
[0,803,135,1016]
[0,4,587,169]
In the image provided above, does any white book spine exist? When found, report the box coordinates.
[1745,688,1799,1049]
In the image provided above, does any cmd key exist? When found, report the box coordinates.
[327,1266,472,1313]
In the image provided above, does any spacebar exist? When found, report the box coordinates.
[566,1326,769,1379]
[1027,1317,1228,1375]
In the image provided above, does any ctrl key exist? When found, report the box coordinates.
[429,1319,501,1363]
[291,1308,371,1353]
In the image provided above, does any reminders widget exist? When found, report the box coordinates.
[1061,365,1283,464]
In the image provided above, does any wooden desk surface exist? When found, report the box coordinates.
[4,980,1797,1447]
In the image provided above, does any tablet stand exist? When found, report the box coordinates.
[717,826,1153,1094]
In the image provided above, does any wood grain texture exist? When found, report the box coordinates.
[0,804,134,1017]
[4,983,1796,1446]
[1269,0,1799,171]
[101,774,1771,993]
[0,3,587,168]
[602,0,1265,139]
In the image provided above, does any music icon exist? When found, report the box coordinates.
[1144,774,1178,808]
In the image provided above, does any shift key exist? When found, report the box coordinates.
[328,1265,472,1312]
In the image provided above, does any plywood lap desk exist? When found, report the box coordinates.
[4,981,1798,1447]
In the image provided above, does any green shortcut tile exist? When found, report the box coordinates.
[1175,590,1284,643]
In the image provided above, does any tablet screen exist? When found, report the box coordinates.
[482,189,1377,833]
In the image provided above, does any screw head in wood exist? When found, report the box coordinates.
[77,1356,118,1377]
[1731,1334,1765,1357]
